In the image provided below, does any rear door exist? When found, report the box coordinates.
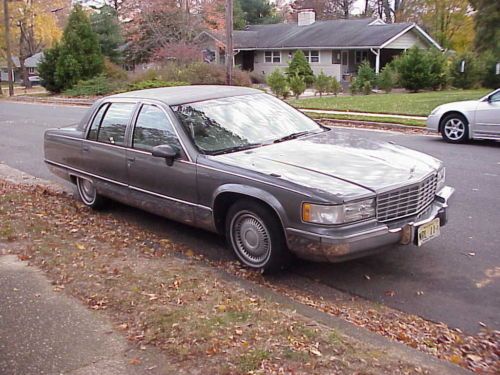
[82,101,137,199]
[474,90,500,139]
[126,103,197,225]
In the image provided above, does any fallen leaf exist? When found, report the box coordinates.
[129,358,141,365]
[309,347,322,356]
[384,290,396,297]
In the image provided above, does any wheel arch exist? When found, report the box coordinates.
[212,184,288,236]
[438,111,472,138]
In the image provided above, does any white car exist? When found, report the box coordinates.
[427,89,500,143]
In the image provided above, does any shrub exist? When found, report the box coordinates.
[356,61,376,88]
[39,44,62,92]
[104,58,127,80]
[288,74,306,99]
[249,71,266,84]
[426,49,449,90]
[314,71,330,97]
[378,66,394,93]
[480,51,500,89]
[157,62,251,86]
[328,76,341,96]
[267,69,289,98]
[130,68,160,83]
[449,52,484,89]
[393,47,431,92]
[127,80,189,91]
[350,78,359,95]
[287,51,314,86]
[63,74,123,97]
[362,80,373,95]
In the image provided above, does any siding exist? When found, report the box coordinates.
[384,29,427,49]
[253,49,341,81]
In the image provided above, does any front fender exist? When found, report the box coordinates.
[212,184,289,228]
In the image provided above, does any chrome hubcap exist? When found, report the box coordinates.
[231,212,271,266]
[444,118,465,140]
[78,178,96,204]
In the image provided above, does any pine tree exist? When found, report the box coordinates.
[287,51,314,86]
[55,5,104,91]
[90,5,124,64]
[38,44,62,93]
[267,69,289,98]
[314,71,330,97]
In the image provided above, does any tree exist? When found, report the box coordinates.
[40,5,103,92]
[288,74,306,99]
[393,46,431,92]
[480,51,500,89]
[449,52,484,89]
[287,50,314,86]
[38,43,62,92]
[314,70,330,97]
[90,5,124,64]
[267,69,289,98]
[237,0,281,25]
[426,49,448,90]
[291,0,354,20]
[327,76,341,96]
[470,0,500,57]
[378,66,394,93]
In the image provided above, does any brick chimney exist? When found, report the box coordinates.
[298,9,315,26]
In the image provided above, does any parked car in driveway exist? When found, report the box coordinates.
[427,88,500,143]
[44,86,454,272]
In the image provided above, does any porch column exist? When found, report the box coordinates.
[375,49,380,74]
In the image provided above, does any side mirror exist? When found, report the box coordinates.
[152,144,178,166]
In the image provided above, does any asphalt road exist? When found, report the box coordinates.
[1,101,499,334]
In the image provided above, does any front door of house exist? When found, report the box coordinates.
[341,51,349,73]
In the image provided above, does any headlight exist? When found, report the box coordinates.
[437,167,446,190]
[430,106,441,115]
[302,199,375,225]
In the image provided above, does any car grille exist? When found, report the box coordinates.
[377,174,438,223]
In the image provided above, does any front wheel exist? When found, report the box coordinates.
[76,177,106,209]
[226,200,291,273]
[441,114,469,143]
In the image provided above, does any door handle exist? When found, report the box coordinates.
[127,156,135,162]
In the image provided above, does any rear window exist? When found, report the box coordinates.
[96,103,136,146]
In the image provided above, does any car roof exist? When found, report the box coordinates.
[108,85,262,106]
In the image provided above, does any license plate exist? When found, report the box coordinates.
[417,218,440,246]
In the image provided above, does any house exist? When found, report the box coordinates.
[197,10,441,82]
[0,52,44,82]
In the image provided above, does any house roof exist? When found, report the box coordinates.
[0,52,44,69]
[219,18,440,50]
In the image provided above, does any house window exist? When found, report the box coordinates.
[265,51,281,63]
[28,67,36,74]
[332,51,341,64]
[303,50,319,63]
[355,51,369,64]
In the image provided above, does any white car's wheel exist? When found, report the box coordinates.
[441,114,469,143]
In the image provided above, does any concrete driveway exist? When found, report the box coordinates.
[0,101,498,334]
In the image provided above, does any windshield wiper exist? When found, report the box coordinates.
[211,143,264,155]
[273,130,312,144]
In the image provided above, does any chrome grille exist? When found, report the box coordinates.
[377,175,437,222]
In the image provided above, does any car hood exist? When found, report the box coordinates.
[439,100,478,112]
[213,130,442,200]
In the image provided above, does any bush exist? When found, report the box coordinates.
[156,62,251,86]
[127,80,189,91]
[449,52,484,89]
[426,49,449,90]
[362,80,372,95]
[267,69,289,98]
[104,58,127,80]
[39,44,62,92]
[393,47,431,92]
[378,66,394,93]
[356,61,376,88]
[480,51,500,89]
[287,51,314,86]
[314,71,330,97]
[63,74,123,97]
[288,74,306,99]
[350,78,359,95]
[249,71,266,84]
[328,76,341,96]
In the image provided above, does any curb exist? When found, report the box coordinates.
[0,164,471,375]
[317,118,432,132]
[3,96,94,107]
[300,108,427,121]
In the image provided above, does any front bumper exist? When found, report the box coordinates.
[286,186,454,262]
[426,114,441,132]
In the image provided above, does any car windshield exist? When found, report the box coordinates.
[172,93,323,155]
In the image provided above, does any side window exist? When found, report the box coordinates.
[87,103,109,141]
[97,103,136,146]
[490,91,500,103]
[132,105,181,152]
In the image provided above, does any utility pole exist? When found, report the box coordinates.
[3,0,14,96]
[225,0,233,85]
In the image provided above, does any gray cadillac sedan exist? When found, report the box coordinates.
[44,86,454,272]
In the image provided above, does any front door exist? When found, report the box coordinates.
[126,103,197,225]
[474,90,500,139]
[341,51,349,74]
[82,101,137,200]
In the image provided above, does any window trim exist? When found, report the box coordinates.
[131,103,183,153]
[95,102,137,147]
[355,50,369,64]
[264,51,281,63]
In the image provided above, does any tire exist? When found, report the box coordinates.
[76,177,106,209]
[225,199,291,273]
[441,114,469,143]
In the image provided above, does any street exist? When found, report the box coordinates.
[1,101,499,334]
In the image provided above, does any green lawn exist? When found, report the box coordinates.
[290,89,490,116]
[306,112,426,127]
